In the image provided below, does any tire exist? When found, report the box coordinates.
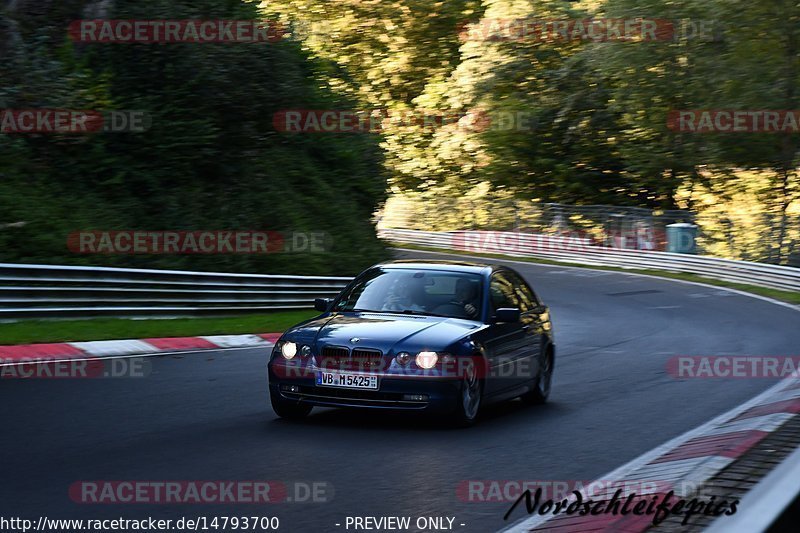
[270,390,313,419]
[451,360,482,428]
[521,347,554,405]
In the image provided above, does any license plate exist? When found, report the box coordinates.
[316,371,379,390]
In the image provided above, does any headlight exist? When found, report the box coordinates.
[395,352,411,366]
[416,351,438,369]
[300,345,312,357]
[281,341,298,360]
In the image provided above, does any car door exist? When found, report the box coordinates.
[480,270,530,395]
[505,270,543,384]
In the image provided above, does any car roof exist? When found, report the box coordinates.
[375,259,494,275]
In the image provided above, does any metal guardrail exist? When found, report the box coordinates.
[2,228,796,319]
[0,263,352,319]
[379,229,800,293]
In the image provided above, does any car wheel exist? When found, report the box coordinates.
[522,348,554,405]
[270,390,313,419]
[452,361,482,427]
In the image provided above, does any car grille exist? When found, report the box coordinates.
[300,386,405,401]
[320,346,349,359]
[317,346,386,372]
[282,386,428,409]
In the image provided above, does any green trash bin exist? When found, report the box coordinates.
[666,223,698,254]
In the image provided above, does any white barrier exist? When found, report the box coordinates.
[379,229,800,293]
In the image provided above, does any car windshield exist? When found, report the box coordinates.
[333,268,483,320]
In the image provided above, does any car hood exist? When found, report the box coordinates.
[288,312,481,354]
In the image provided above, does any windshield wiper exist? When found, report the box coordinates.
[349,308,449,318]
[399,309,449,318]
[350,308,416,314]
[350,308,420,315]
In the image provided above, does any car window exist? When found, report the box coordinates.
[489,272,519,312]
[334,268,483,319]
[334,268,385,311]
[505,271,538,313]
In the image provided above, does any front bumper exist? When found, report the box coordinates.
[268,364,461,413]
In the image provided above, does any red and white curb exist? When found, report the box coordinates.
[501,372,800,532]
[0,333,281,365]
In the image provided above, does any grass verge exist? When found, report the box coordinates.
[0,310,317,346]
[392,244,800,306]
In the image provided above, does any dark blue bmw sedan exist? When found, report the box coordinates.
[268,260,555,426]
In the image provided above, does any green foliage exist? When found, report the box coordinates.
[0,310,317,345]
[2,0,799,268]
[0,0,388,275]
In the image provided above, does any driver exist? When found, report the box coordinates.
[451,278,479,319]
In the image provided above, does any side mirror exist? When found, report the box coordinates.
[314,298,332,312]
[494,307,521,323]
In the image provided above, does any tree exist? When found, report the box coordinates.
[0,0,388,274]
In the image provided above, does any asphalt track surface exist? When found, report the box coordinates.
[2,249,799,533]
